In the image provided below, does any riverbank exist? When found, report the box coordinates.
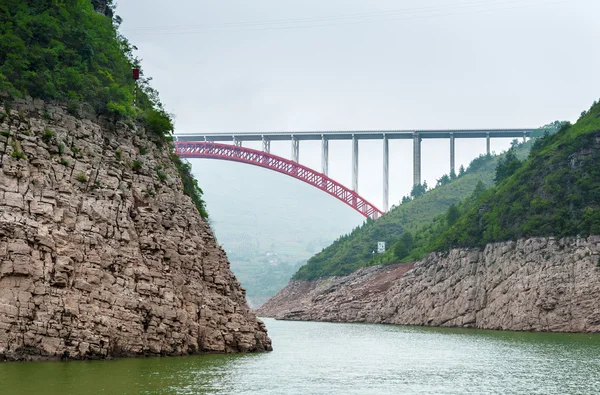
[258,236,600,333]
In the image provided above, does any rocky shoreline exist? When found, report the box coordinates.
[0,99,271,361]
[258,236,600,333]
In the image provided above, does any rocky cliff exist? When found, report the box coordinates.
[0,99,271,361]
[258,236,600,332]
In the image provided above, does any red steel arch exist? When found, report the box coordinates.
[174,142,384,219]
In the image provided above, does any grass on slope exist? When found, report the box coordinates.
[293,141,535,281]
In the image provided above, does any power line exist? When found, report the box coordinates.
[122,0,569,36]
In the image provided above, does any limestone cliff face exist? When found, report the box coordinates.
[258,236,600,333]
[0,99,271,361]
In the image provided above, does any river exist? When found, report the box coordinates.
[1,318,600,394]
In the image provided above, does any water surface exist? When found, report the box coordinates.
[1,318,600,394]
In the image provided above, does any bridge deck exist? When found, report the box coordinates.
[175,129,534,142]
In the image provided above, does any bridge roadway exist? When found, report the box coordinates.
[175,128,535,213]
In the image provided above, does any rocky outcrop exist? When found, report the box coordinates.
[258,236,600,333]
[0,99,271,361]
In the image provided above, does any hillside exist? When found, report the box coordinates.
[293,140,535,280]
[432,102,600,249]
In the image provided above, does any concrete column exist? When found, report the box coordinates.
[523,131,527,143]
[321,136,329,176]
[262,137,270,153]
[352,135,359,192]
[413,132,421,186]
[291,137,299,163]
[383,135,389,212]
[450,133,455,175]
[486,132,491,155]
[233,137,241,147]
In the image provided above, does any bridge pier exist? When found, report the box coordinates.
[523,131,527,143]
[262,137,270,153]
[383,135,389,212]
[450,133,455,175]
[291,137,299,163]
[352,135,358,192]
[413,132,421,186]
[233,137,242,147]
[321,136,329,176]
[486,132,491,155]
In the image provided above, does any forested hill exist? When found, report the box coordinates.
[431,101,600,250]
[293,139,536,281]
[0,0,208,218]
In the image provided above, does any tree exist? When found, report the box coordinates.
[393,232,414,260]
[450,168,457,180]
[401,195,412,204]
[436,174,451,187]
[495,149,522,183]
[410,183,426,198]
[472,180,487,198]
[458,165,466,177]
[446,204,460,226]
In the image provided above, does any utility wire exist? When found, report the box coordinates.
[123,0,569,36]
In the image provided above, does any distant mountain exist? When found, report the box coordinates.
[190,159,364,306]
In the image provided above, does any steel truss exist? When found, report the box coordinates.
[174,142,384,219]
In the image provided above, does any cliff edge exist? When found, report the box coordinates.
[0,100,271,361]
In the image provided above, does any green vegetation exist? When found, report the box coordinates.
[75,172,87,183]
[0,0,133,117]
[171,154,209,219]
[131,159,142,172]
[0,0,208,219]
[293,139,538,281]
[42,129,54,143]
[60,158,70,166]
[431,102,600,250]
[11,150,26,160]
[328,102,600,271]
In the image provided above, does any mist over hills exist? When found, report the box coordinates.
[189,159,365,306]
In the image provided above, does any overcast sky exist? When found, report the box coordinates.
[117,0,599,209]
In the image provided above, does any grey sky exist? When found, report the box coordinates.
[117,0,599,208]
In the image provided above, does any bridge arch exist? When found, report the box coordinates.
[174,142,384,219]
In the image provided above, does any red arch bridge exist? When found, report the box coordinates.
[174,141,384,219]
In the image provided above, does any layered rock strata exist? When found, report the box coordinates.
[0,99,271,361]
[258,236,600,333]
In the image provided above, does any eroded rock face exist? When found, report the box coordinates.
[258,236,600,333]
[0,99,271,361]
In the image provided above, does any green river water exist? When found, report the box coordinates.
[1,318,600,394]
